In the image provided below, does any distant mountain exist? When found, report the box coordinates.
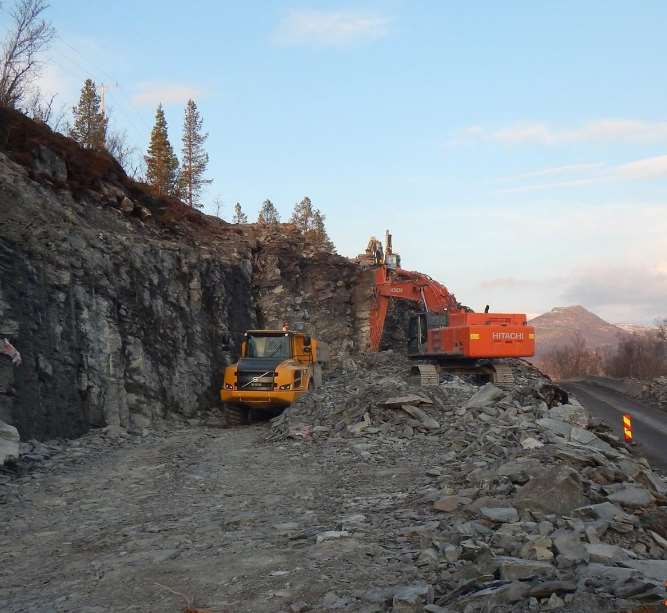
[529,305,627,359]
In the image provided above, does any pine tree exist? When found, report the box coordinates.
[257,199,280,225]
[69,79,107,149]
[289,196,335,253]
[311,209,335,253]
[233,202,247,224]
[289,196,315,232]
[144,104,179,197]
[178,99,211,208]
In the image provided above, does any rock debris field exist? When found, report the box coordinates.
[3,353,667,612]
[640,377,667,413]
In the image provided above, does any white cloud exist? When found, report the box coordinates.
[498,162,605,183]
[407,200,667,323]
[273,9,390,46]
[499,153,667,192]
[616,154,667,180]
[562,265,667,322]
[479,276,567,291]
[457,119,667,145]
[132,82,204,106]
[498,177,601,194]
[468,204,667,322]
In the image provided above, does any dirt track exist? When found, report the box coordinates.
[1,424,436,613]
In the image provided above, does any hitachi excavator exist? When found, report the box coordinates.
[363,232,535,384]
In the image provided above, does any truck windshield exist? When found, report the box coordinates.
[246,334,291,359]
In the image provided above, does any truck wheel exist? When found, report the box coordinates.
[224,404,249,427]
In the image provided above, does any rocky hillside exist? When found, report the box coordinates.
[0,109,378,441]
[530,306,627,359]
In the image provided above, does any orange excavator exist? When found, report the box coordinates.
[363,232,535,384]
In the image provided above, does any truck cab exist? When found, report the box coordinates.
[221,329,328,423]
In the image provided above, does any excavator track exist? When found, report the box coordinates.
[411,360,515,387]
[491,363,515,387]
[410,364,440,386]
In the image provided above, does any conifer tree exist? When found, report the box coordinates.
[289,196,315,232]
[257,199,280,225]
[289,196,335,253]
[144,104,179,197]
[312,209,335,253]
[69,79,107,149]
[178,99,211,208]
[233,202,247,224]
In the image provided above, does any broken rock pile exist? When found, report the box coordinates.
[271,353,667,611]
[641,376,667,412]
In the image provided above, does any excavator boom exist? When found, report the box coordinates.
[368,265,459,351]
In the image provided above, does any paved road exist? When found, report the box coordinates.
[563,379,667,470]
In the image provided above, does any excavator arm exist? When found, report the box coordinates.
[368,266,460,351]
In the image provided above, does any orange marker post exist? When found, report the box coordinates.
[623,414,633,443]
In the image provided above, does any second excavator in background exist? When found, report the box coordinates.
[361,232,535,384]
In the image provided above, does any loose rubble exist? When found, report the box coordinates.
[641,376,667,412]
[269,352,667,611]
[4,352,667,612]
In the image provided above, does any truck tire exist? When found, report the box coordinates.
[224,404,249,427]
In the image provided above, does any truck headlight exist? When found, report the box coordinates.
[279,384,291,390]
[224,383,233,390]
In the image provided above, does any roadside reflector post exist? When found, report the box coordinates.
[623,414,633,443]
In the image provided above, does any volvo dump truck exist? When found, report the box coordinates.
[220,328,328,425]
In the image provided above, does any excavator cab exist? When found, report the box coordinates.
[407,313,427,354]
[408,312,450,356]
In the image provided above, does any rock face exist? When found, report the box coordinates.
[0,109,375,439]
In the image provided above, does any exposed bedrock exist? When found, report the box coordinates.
[0,109,382,440]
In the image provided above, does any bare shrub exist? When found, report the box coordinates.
[106,128,142,179]
[0,0,55,108]
[539,333,604,380]
[605,328,667,380]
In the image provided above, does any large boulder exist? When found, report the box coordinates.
[553,530,589,565]
[464,383,506,409]
[495,557,557,580]
[480,507,519,523]
[607,485,655,509]
[0,420,19,464]
[516,465,586,515]
[549,403,589,428]
[31,144,68,182]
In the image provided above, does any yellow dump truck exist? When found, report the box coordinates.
[220,328,329,425]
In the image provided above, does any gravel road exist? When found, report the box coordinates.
[0,424,440,613]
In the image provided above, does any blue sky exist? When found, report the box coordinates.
[6,1,667,323]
